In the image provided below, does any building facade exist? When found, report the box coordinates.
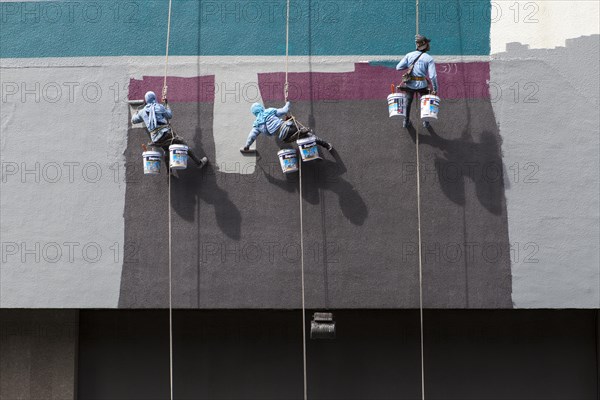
[1,1,598,398]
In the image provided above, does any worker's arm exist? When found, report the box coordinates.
[161,103,173,120]
[275,101,291,117]
[428,60,438,93]
[396,55,409,71]
[245,127,261,148]
[131,110,143,124]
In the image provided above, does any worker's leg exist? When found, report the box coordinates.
[283,122,333,152]
[170,137,208,168]
[281,123,301,144]
[187,149,208,168]
[298,130,333,152]
[404,91,415,128]
[151,129,174,162]
[313,135,333,151]
[416,89,432,127]
[160,145,170,166]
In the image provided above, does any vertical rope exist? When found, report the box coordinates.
[299,160,308,400]
[285,0,306,397]
[284,0,290,101]
[414,1,425,399]
[416,127,425,400]
[168,168,174,400]
[163,0,173,100]
[416,0,420,35]
[163,1,174,400]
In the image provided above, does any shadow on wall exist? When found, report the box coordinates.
[256,150,368,226]
[170,127,242,240]
[119,102,246,308]
[120,53,517,308]
[408,125,505,215]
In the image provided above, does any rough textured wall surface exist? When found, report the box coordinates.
[0,1,598,308]
[118,65,512,309]
[0,310,78,400]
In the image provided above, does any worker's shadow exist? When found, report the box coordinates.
[169,129,242,240]
[407,125,505,215]
[257,150,368,226]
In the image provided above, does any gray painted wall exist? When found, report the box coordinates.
[118,98,512,309]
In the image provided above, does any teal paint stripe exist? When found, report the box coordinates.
[0,0,490,58]
[368,61,399,69]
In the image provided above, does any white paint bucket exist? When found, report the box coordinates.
[387,92,407,118]
[142,151,162,175]
[297,136,320,162]
[420,95,440,120]
[169,144,188,170]
[277,149,299,174]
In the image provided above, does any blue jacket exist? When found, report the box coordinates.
[396,51,439,92]
[245,102,291,147]
[131,103,173,142]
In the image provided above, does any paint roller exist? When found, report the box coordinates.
[310,312,336,340]
[128,99,145,115]
[240,147,257,154]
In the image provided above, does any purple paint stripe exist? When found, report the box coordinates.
[258,62,490,101]
[129,75,215,103]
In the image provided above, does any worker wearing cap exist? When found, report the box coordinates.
[396,35,439,128]
[132,91,208,169]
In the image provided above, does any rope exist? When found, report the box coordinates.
[414,0,425,399]
[284,0,290,101]
[163,1,174,400]
[299,160,308,400]
[168,162,174,400]
[416,125,425,400]
[416,0,420,35]
[163,0,173,101]
[282,2,306,397]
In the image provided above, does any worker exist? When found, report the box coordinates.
[396,35,439,128]
[240,101,333,153]
[132,91,208,168]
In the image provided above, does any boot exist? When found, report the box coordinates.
[197,157,208,169]
[188,150,208,169]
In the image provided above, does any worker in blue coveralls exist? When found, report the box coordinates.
[240,101,333,153]
[396,35,439,128]
[132,91,208,168]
